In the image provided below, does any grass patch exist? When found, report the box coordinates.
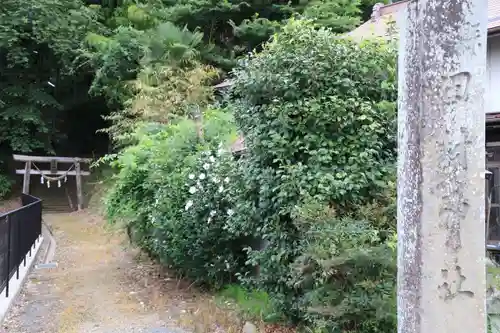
[217,284,283,323]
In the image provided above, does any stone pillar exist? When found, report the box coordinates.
[397,1,488,333]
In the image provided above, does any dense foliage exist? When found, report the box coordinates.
[0,0,387,197]
[91,0,383,71]
[104,109,250,286]
[290,201,397,332]
[86,21,218,147]
[83,0,388,148]
[104,16,398,332]
[2,0,401,329]
[226,19,398,330]
[0,0,102,155]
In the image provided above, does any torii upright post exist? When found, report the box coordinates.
[13,155,91,210]
[398,1,487,333]
[75,159,83,211]
[22,160,31,194]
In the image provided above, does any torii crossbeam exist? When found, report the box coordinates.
[13,155,92,211]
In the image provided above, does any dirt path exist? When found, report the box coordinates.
[1,212,240,333]
[0,198,21,215]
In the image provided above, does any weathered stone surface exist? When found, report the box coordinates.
[398,1,488,333]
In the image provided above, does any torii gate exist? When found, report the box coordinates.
[13,155,92,210]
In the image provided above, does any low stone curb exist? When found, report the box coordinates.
[0,219,57,325]
[39,220,57,265]
[0,235,45,324]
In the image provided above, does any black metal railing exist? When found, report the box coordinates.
[0,194,42,297]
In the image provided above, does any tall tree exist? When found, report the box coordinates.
[89,0,378,71]
[0,0,102,155]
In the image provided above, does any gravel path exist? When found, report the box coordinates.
[0,212,222,333]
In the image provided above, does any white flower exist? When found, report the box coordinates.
[185,200,193,211]
[203,163,210,170]
[218,185,224,193]
[217,148,224,156]
[224,177,230,183]
[212,176,220,184]
[189,186,197,194]
[227,209,234,216]
[188,174,195,180]
[199,173,206,180]
[210,210,217,217]
[209,156,216,163]
[207,216,212,224]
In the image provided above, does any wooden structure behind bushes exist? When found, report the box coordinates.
[13,155,91,210]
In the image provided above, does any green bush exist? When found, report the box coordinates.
[150,147,249,287]
[104,108,249,287]
[217,284,284,323]
[290,201,396,332]
[104,17,399,330]
[231,18,397,207]
[0,174,12,199]
[226,18,398,326]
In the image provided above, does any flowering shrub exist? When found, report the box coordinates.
[105,108,249,288]
[104,18,399,330]
[150,147,249,287]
